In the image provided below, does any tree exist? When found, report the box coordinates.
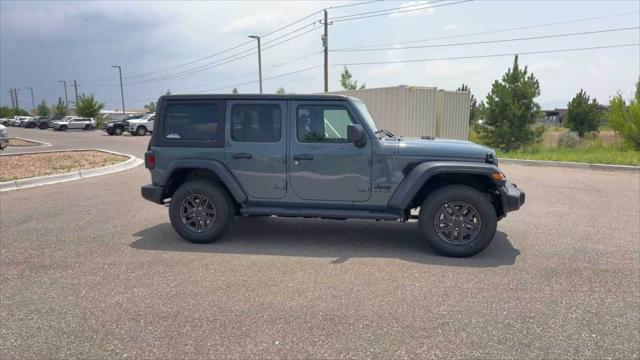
[52,97,68,119]
[457,83,479,124]
[165,89,172,95]
[0,106,13,118]
[478,55,542,151]
[275,87,286,94]
[565,89,600,137]
[340,66,365,91]
[36,100,50,117]
[76,93,104,118]
[144,101,156,113]
[232,87,239,94]
[606,81,640,149]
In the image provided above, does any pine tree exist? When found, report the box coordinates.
[76,93,105,118]
[478,55,542,151]
[36,100,50,117]
[565,89,600,137]
[52,97,68,119]
[340,66,365,91]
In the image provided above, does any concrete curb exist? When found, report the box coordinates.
[0,149,143,192]
[500,158,640,173]
[9,137,53,148]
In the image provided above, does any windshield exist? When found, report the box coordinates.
[141,113,154,121]
[352,100,377,133]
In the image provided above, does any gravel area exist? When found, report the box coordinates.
[0,150,127,181]
[8,138,42,147]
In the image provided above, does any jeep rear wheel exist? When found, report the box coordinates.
[419,185,497,257]
[169,180,235,244]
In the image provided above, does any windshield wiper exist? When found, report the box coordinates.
[375,129,396,138]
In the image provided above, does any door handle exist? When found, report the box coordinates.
[232,152,252,159]
[292,154,314,161]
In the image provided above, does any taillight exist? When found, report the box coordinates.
[145,151,156,169]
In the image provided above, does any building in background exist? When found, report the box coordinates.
[330,85,470,140]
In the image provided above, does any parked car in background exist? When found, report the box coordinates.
[9,116,30,127]
[38,117,61,129]
[51,116,97,131]
[0,118,11,125]
[0,124,8,150]
[22,116,48,128]
[105,114,143,136]
[127,113,155,136]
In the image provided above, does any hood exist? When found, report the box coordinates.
[397,137,496,160]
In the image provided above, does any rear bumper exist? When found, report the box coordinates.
[141,184,165,204]
[499,183,525,213]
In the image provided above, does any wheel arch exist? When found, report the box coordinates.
[162,159,247,204]
[388,161,506,216]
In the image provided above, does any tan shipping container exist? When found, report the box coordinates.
[330,85,469,140]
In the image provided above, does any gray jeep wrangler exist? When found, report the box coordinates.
[141,94,524,257]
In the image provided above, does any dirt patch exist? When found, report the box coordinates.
[0,150,128,182]
[8,138,43,147]
[543,129,624,147]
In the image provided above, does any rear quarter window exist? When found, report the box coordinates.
[164,103,220,141]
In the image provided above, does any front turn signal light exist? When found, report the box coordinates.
[492,172,506,181]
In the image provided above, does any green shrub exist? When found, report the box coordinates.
[558,132,580,148]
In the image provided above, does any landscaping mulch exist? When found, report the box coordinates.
[0,150,128,182]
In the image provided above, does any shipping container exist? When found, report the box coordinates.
[330,85,469,140]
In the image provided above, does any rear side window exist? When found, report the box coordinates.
[231,104,281,142]
[164,103,220,141]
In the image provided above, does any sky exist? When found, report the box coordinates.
[1,0,639,111]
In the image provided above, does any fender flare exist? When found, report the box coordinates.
[387,161,504,210]
[165,159,248,203]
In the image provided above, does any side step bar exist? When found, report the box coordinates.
[240,206,402,221]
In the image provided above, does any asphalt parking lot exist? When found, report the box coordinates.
[1,127,639,359]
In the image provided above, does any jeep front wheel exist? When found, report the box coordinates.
[419,185,497,257]
[169,180,235,244]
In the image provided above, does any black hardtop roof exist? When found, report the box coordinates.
[158,94,354,101]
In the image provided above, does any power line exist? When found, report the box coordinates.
[333,0,472,23]
[332,43,639,66]
[332,0,450,20]
[338,11,639,50]
[329,0,385,10]
[193,64,323,93]
[331,26,639,52]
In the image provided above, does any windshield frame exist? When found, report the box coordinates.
[350,99,378,134]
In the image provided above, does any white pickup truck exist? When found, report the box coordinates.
[127,113,155,136]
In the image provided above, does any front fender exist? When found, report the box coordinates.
[387,161,504,210]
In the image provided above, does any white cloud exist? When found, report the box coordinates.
[390,1,435,17]
[423,60,485,77]
[220,11,289,34]
[367,45,406,78]
[528,59,564,73]
[443,24,458,31]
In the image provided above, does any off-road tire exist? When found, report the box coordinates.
[169,180,235,244]
[419,185,497,257]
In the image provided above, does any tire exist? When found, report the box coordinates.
[419,185,497,257]
[114,127,123,136]
[83,124,91,130]
[106,128,115,135]
[136,126,147,136]
[39,123,48,130]
[59,125,67,131]
[28,123,37,128]
[169,180,235,244]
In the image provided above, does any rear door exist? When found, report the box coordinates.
[224,100,287,199]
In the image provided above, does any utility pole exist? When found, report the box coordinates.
[27,87,35,115]
[111,65,125,115]
[248,35,263,94]
[8,89,15,109]
[58,80,68,105]
[72,80,79,107]
[322,9,329,93]
[13,88,19,110]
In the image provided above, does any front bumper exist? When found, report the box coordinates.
[141,184,165,204]
[499,183,526,213]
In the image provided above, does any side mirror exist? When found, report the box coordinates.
[347,124,366,147]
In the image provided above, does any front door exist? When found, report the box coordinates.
[224,100,287,199]
[288,101,371,202]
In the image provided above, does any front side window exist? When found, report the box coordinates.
[297,105,353,143]
[231,104,281,142]
[164,103,219,141]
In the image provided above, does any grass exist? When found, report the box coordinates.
[471,127,640,166]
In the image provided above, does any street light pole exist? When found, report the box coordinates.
[111,65,125,115]
[248,35,262,94]
[58,80,68,105]
[27,87,35,115]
